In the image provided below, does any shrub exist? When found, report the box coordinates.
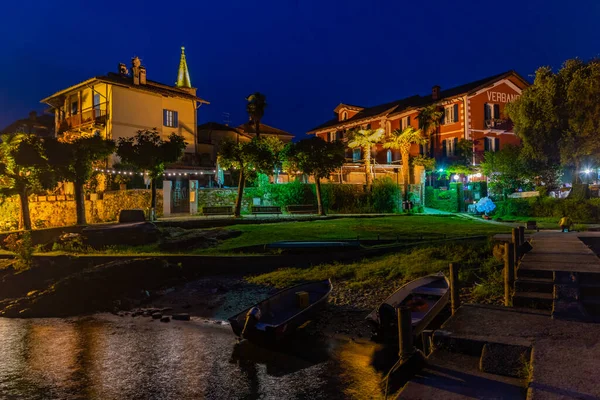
[475,197,496,214]
[371,177,400,213]
[3,232,34,270]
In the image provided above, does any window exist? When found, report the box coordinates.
[401,116,411,130]
[341,111,348,121]
[71,100,78,115]
[443,104,459,124]
[386,149,393,164]
[443,137,457,157]
[328,132,336,142]
[336,130,344,141]
[484,103,501,126]
[93,93,101,111]
[352,148,361,162]
[484,137,500,152]
[163,109,178,127]
[366,123,371,130]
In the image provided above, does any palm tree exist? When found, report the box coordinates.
[347,128,384,188]
[246,92,267,138]
[384,127,427,200]
[416,104,444,157]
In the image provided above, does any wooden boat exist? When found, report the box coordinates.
[228,279,332,343]
[366,272,449,338]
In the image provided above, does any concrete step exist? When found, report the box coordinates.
[514,277,554,294]
[397,350,527,399]
[512,292,553,311]
[516,268,553,280]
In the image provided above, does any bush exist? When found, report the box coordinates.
[3,232,34,270]
[494,196,600,223]
[371,177,400,213]
[425,184,462,212]
[476,197,496,214]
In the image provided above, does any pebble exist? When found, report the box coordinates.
[151,312,162,319]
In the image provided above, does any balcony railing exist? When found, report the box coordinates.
[484,119,512,131]
[59,103,108,132]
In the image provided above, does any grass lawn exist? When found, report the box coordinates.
[494,215,561,230]
[192,215,511,253]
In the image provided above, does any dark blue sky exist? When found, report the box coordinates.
[1,0,599,139]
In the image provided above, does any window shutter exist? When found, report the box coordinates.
[484,137,490,151]
[484,103,489,120]
[494,137,500,152]
[441,110,446,125]
[173,111,179,127]
[163,109,167,126]
[493,104,500,120]
[442,140,447,157]
[407,116,411,127]
[453,104,459,123]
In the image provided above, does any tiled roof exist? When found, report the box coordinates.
[41,73,209,105]
[237,122,294,137]
[308,70,528,133]
[197,122,240,133]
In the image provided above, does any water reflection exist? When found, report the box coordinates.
[0,315,388,399]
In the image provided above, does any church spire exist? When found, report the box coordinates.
[176,46,192,88]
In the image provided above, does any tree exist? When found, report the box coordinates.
[506,58,600,183]
[45,134,115,225]
[416,104,444,157]
[347,128,384,189]
[218,138,279,217]
[383,127,426,200]
[246,92,267,138]
[283,137,345,215]
[116,129,186,220]
[0,133,56,230]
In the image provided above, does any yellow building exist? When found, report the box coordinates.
[41,47,209,164]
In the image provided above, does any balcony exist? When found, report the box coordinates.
[59,103,108,133]
[484,119,512,131]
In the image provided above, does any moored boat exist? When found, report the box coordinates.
[228,279,333,343]
[366,272,449,339]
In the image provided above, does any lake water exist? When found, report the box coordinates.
[0,315,388,399]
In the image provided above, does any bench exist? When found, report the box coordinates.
[251,206,282,216]
[286,204,317,214]
[201,206,234,216]
[526,220,538,231]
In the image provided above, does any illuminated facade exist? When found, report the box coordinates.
[308,71,529,183]
[40,47,209,167]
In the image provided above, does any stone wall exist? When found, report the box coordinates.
[0,190,163,231]
[197,189,251,212]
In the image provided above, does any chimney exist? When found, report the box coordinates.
[131,56,141,85]
[139,66,147,85]
[432,85,441,100]
[119,63,129,76]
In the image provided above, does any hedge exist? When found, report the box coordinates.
[495,197,600,223]
[425,183,463,212]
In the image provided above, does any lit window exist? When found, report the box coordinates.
[386,149,393,164]
[401,116,411,130]
[163,109,178,128]
[444,104,459,124]
[353,148,361,162]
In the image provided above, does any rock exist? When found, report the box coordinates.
[172,313,190,321]
[160,316,171,323]
[160,307,173,313]
[151,312,162,319]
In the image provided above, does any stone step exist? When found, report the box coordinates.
[516,268,553,280]
[397,350,527,400]
[512,292,553,311]
[514,277,554,294]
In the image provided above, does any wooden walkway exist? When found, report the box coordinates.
[519,231,600,273]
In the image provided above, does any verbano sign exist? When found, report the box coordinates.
[487,91,520,103]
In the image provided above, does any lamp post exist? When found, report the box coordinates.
[393,167,400,211]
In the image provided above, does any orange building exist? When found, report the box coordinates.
[308,71,529,183]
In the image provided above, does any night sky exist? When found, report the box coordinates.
[1,0,599,139]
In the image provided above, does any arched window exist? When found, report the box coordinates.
[341,111,348,121]
[386,149,393,164]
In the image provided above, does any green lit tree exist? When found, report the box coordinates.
[246,92,267,138]
[45,134,115,225]
[506,58,600,183]
[116,129,186,220]
[283,137,345,215]
[347,128,384,189]
[383,127,426,200]
[218,138,279,217]
[0,133,56,230]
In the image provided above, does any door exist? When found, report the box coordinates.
[171,178,190,214]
